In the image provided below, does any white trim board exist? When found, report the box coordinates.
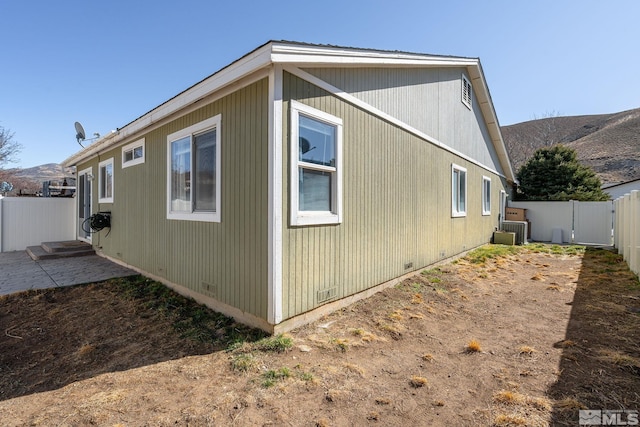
[267,65,284,325]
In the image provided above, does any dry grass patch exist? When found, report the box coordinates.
[556,339,577,348]
[410,293,423,304]
[342,363,366,377]
[77,343,96,357]
[407,311,425,320]
[231,353,258,372]
[388,310,404,321]
[598,349,640,370]
[493,413,528,426]
[421,353,434,362]
[518,345,536,355]
[492,390,552,426]
[347,327,382,343]
[451,288,468,300]
[332,338,349,352]
[466,339,482,353]
[554,397,586,411]
[409,376,428,388]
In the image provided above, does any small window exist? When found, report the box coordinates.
[166,115,221,222]
[462,74,472,109]
[452,164,467,217]
[290,100,342,226]
[122,138,145,168]
[482,176,491,215]
[98,158,114,203]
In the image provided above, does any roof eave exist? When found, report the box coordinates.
[63,41,515,184]
[467,60,516,183]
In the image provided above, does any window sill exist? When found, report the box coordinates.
[167,211,221,223]
[291,212,341,226]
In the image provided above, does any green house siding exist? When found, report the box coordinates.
[78,78,270,320]
[302,67,504,176]
[280,72,505,320]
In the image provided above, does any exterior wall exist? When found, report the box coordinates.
[280,72,507,320]
[76,78,270,321]
[302,67,503,175]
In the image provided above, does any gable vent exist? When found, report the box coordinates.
[462,74,472,109]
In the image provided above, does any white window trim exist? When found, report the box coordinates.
[166,115,221,223]
[122,138,145,168]
[462,74,472,110]
[452,163,467,218]
[98,157,114,203]
[290,100,342,226]
[482,175,491,216]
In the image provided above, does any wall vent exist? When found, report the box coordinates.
[317,287,337,303]
[502,221,528,245]
[202,282,217,297]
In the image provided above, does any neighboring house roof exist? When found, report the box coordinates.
[602,177,640,190]
[62,40,515,182]
[602,177,640,200]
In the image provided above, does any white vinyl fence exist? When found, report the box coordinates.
[0,196,76,252]
[614,191,639,277]
[508,200,614,245]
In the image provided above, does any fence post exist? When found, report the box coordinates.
[618,196,626,256]
[631,191,639,276]
[0,196,3,252]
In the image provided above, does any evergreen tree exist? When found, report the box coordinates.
[515,145,609,201]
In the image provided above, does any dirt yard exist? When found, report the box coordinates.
[1,244,639,426]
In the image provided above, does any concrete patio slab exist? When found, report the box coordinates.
[0,251,137,296]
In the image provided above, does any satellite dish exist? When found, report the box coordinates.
[75,121,86,143]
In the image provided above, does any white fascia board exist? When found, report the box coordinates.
[272,53,477,68]
[467,61,516,183]
[270,42,477,67]
[62,131,118,167]
[121,46,273,139]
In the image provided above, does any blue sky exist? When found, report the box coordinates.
[1,0,639,169]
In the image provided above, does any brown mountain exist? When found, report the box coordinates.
[0,163,74,195]
[5,163,74,182]
[501,108,640,185]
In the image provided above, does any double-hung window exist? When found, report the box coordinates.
[452,164,467,217]
[290,101,342,226]
[166,115,221,222]
[482,176,491,215]
[98,157,114,203]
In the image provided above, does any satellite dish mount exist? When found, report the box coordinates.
[74,121,100,148]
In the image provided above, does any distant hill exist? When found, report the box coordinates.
[0,163,74,195]
[5,163,74,183]
[4,110,639,193]
[501,108,640,185]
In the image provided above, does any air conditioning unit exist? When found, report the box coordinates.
[502,220,528,245]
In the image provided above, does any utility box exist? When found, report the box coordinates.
[505,207,527,221]
[493,231,516,245]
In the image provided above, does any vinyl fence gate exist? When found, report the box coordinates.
[573,201,614,245]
